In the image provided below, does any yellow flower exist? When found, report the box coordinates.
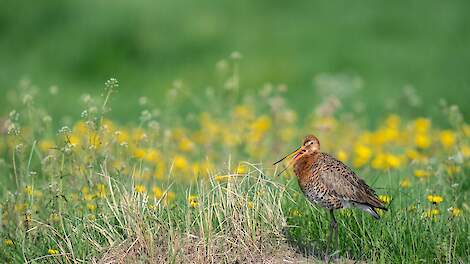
[460,144,470,158]
[49,213,61,222]
[173,155,189,172]
[446,165,461,175]
[233,105,253,120]
[135,184,147,194]
[400,178,411,188]
[449,207,461,217]
[414,169,430,178]
[4,239,13,246]
[132,148,146,159]
[179,137,195,152]
[336,150,348,162]
[439,130,456,149]
[115,130,129,144]
[378,195,392,204]
[188,195,199,208]
[68,135,81,147]
[247,201,254,209]
[214,175,231,182]
[427,195,444,204]
[39,139,55,152]
[414,118,431,133]
[24,185,34,196]
[87,203,96,211]
[423,209,439,218]
[95,183,106,198]
[353,144,372,168]
[152,186,163,199]
[144,149,160,162]
[415,133,431,149]
[235,164,247,174]
[386,154,402,169]
[48,249,59,255]
[290,209,302,217]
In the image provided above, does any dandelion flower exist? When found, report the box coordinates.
[336,150,348,162]
[135,184,147,194]
[378,195,392,204]
[439,130,456,149]
[188,195,199,208]
[426,195,443,204]
[423,209,440,218]
[4,239,13,246]
[414,169,430,178]
[48,249,59,255]
[400,178,411,188]
[448,207,461,217]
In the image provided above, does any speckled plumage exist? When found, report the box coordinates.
[295,151,386,217]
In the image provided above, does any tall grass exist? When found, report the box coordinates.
[0,67,469,263]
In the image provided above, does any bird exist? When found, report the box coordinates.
[273,134,387,257]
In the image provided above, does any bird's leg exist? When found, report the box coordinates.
[329,210,339,258]
[330,210,339,254]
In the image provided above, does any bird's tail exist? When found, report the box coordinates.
[355,203,386,220]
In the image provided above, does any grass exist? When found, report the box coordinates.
[0,70,469,263]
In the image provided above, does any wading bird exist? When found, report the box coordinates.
[274,135,387,257]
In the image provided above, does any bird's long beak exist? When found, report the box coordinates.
[273,146,306,176]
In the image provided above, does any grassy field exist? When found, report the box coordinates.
[0,73,469,263]
[1,1,470,263]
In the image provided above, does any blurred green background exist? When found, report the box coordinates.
[1,0,469,123]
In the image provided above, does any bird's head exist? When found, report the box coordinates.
[273,134,320,175]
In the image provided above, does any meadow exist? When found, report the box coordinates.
[0,58,469,263]
[1,1,470,263]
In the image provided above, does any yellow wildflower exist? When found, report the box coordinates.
[87,203,96,211]
[236,164,247,174]
[414,169,430,178]
[386,154,402,169]
[132,148,146,159]
[144,149,160,162]
[426,195,444,204]
[449,207,461,217]
[115,130,129,144]
[446,165,461,175]
[135,184,147,194]
[336,150,348,162]
[39,139,55,152]
[247,201,254,209]
[179,137,195,152]
[48,249,59,255]
[378,195,392,204]
[152,186,163,199]
[49,213,61,222]
[188,195,199,208]
[414,118,431,133]
[439,130,456,149]
[415,133,431,149]
[353,144,372,168]
[68,135,81,147]
[173,155,189,172]
[4,239,13,246]
[233,105,253,120]
[290,209,302,217]
[460,144,470,158]
[95,183,106,198]
[400,178,411,188]
[423,209,439,218]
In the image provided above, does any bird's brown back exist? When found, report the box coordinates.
[295,152,385,210]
